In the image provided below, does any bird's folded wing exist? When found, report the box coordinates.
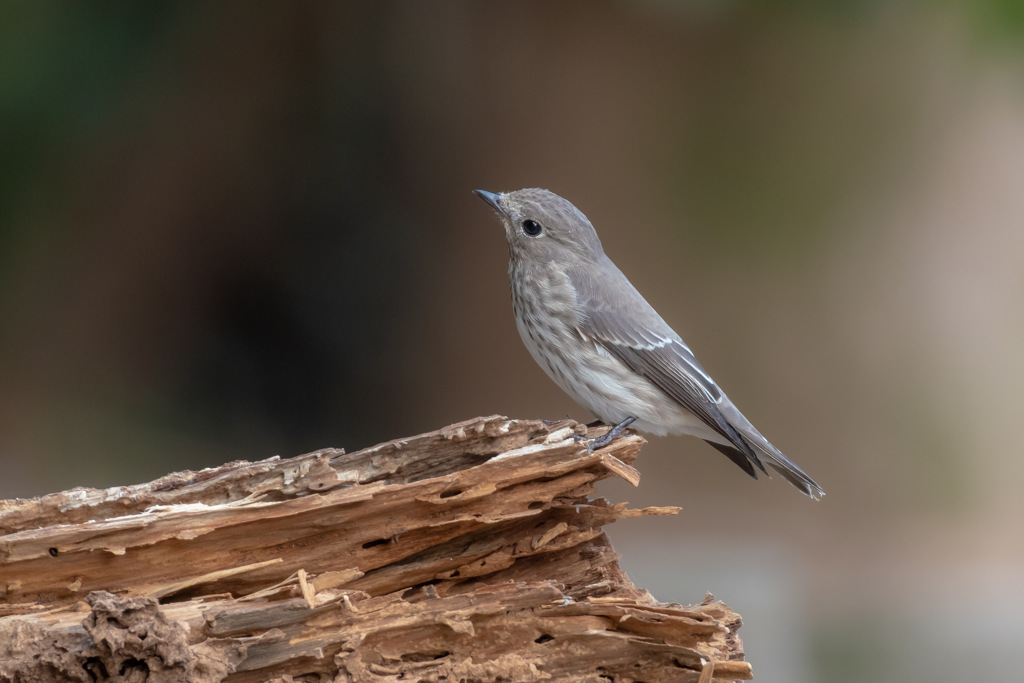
[568,264,764,469]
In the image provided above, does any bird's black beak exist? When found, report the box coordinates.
[473,189,505,215]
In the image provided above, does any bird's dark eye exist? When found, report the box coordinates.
[521,219,543,236]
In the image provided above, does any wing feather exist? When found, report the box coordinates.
[567,259,825,498]
[568,261,764,471]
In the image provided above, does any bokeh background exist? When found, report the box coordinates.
[3,2,1023,681]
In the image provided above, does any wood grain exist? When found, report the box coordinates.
[0,416,751,682]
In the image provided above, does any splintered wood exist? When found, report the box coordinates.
[0,416,752,682]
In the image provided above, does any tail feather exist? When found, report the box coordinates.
[750,439,825,500]
[704,440,765,479]
[713,401,825,499]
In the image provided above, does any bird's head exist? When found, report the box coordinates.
[474,188,605,265]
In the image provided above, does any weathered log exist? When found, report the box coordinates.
[0,415,751,682]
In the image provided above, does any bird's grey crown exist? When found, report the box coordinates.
[498,188,605,257]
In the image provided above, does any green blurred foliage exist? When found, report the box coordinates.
[963,0,1024,42]
[0,3,172,233]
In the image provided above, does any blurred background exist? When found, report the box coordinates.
[2,1,1023,681]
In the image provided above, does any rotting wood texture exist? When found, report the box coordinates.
[0,415,752,682]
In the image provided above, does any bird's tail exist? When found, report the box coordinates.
[716,403,825,499]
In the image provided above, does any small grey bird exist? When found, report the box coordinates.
[475,187,824,499]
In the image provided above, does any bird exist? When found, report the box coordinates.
[474,187,824,499]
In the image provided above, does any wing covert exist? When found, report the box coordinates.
[568,261,763,468]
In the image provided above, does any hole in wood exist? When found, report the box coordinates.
[534,634,554,644]
[119,658,146,676]
[361,538,389,549]
[84,657,108,679]
[439,488,462,498]
[400,650,451,662]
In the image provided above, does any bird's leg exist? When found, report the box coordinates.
[575,416,637,452]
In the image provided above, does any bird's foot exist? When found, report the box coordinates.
[573,417,637,452]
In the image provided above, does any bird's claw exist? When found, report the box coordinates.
[574,417,637,452]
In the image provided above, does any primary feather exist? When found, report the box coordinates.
[568,257,823,498]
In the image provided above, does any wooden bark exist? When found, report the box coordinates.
[0,415,751,682]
